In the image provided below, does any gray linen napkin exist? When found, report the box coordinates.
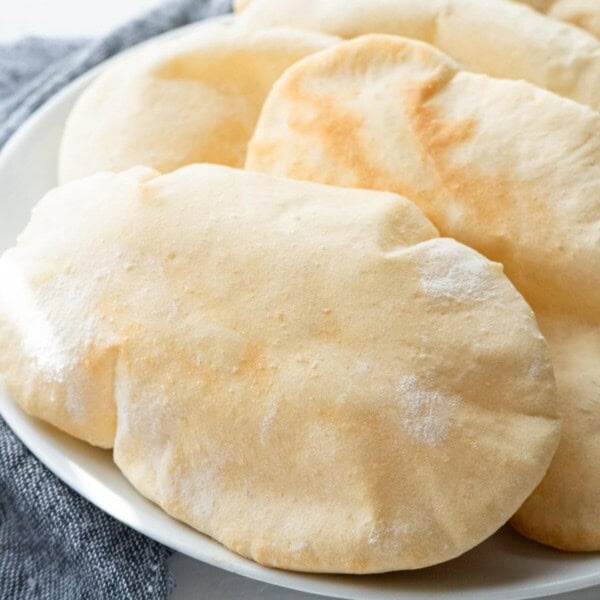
[0,1,231,598]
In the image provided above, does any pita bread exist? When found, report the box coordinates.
[0,164,559,571]
[512,317,600,550]
[245,35,600,550]
[58,22,338,183]
[236,0,600,111]
[247,35,600,319]
[0,169,158,448]
[516,0,600,38]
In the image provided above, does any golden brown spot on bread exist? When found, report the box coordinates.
[236,340,280,396]
[406,83,477,157]
[404,80,564,312]
[283,71,387,190]
[237,341,265,376]
[403,79,548,228]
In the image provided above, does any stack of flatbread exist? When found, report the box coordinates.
[0,0,597,573]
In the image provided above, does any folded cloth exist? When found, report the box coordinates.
[0,1,231,598]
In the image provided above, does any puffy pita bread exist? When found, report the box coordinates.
[247,35,600,320]
[0,165,559,571]
[236,0,600,111]
[512,317,600,550]
[58,22,338,183]
[516,0,600,37]
[245,35,600,550]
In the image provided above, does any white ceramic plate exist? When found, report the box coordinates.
[1,21,599,600]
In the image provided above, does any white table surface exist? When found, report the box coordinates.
[1,2,598,599]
